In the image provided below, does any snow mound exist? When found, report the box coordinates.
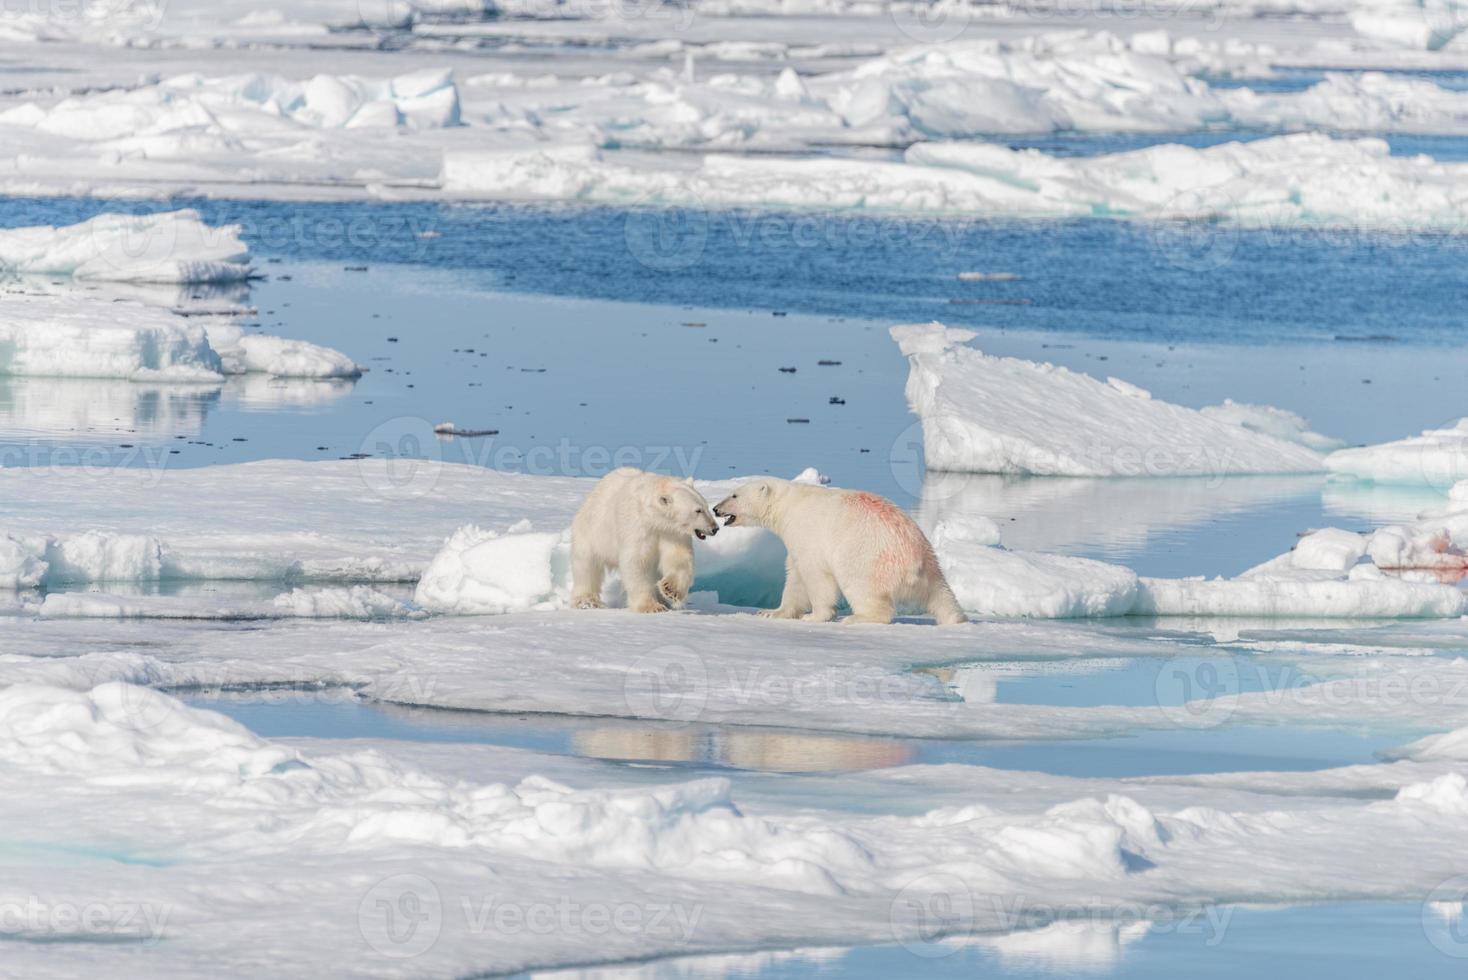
[0,293,361,381]
[415,523,572,615]
[0,683,296,778]
[891,322,1330,477]
[1388,725,1468,761]
[0,211,251,283]
[1326,418,1468,488]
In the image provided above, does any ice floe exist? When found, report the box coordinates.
[1326,417,1468,487]
[0,292,361,381]
[892,322,1331,477]
[0,210,251,283]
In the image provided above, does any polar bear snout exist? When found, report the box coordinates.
[713,483,766,527]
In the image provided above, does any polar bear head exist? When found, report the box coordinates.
[650,477,722,540]
[711,478,787,529]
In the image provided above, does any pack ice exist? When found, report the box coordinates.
[444,132,1468,230]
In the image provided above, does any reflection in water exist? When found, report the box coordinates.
[917,662,1128,707]
[1322,478,1450,526]
[2,273,254,316]
[0,376,221,441]
[533,947,849,980]
[572,729,914,773]
[972,919,1152,973]
[915,472,1324,557]
[532,920,1151,979]
[0,374,355,444]
[321,701,919,774]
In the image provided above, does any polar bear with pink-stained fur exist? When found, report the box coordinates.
[712,478,966,626]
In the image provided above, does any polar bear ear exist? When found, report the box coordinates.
[758,483,770,495]
[658,494,671,506]
[682,477,695,487]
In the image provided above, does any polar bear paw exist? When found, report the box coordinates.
[631,598,669,614]
[573,596,605,610]
[758,607,801,619]
[658,577,688,607]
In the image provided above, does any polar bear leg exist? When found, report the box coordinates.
[928,580,968,626]
[842,581,894,625]
[571,540,607,609]
[657,535,694,609]
[621,542,667,614]
[799,560,840,623]
[760,554,810,619]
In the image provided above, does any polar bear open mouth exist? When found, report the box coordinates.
[694,529,709,540]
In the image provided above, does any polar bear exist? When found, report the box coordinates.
[712,479,966,625]
[571,467,721,613]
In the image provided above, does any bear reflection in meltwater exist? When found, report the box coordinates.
[571,728,915,773]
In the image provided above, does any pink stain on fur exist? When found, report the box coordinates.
[848,492,936,591]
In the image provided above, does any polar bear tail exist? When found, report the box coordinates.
[927,580,968,626]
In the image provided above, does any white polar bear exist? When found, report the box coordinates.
[712,478,966,626]
[571,467,721,613]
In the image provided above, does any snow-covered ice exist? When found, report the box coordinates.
[0,666,1467,975]
[439,132,1468,229]
[3,447,1466,622]
[892,322,1332,478]
[1327,417,1468,487]
[0,210,251,283]
[0,291,360,382]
